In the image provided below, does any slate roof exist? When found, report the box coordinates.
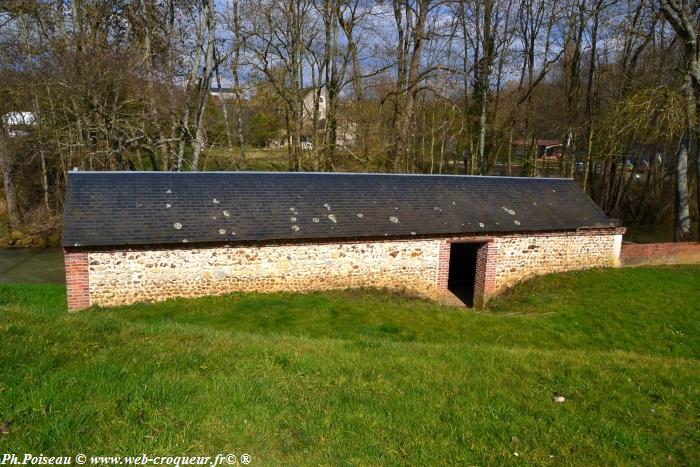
[62,171,615,247]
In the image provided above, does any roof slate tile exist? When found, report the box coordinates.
[62,171,614,247]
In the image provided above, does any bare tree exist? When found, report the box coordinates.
[231,0,247,167]
[582,0,605,192]
[0,0,696,241]
[191,0,217,171]
[389,0,431,170]
[659,0,700,240]
[0,118,21,227]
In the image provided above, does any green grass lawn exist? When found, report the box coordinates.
[1,266,698,465]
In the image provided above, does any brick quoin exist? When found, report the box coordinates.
[64,249,89,311]
[436,241,451,291]
[473,242,498,308]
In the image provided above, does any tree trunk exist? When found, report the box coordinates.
[390,0,428,170]
[659,0,700,236]
[232,0,246,168]
[583,123,594,192]
[0,128,21,227]
[326,2,340,170]
[675,137,692,241]
[338,3,368,161]
[177,2,209,170]
[191,0,217,171]
[40,152,50,211]
[138,0,170,171]
[677,74,696,241]
[475,0,494,175]
[214,51,234,151]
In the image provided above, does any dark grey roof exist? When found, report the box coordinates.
[62,171,614,247]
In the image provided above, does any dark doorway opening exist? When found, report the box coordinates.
[447,242,482,307]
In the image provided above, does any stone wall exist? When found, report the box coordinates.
[620,242,700,267]
[66,229,623,310]
[489,231,622,295]
[86,239,441,308]
[434,230,622,304]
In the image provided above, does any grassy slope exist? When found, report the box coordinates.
[0,266,698,465]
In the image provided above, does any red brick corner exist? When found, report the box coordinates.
[64,249,89,311]
[473,242,497,308]
[436,240,451,292]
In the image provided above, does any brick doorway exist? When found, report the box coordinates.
[447,242,484,307]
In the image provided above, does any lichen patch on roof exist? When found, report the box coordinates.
[62,171,615,247]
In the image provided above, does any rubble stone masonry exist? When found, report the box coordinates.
[65,229,623,310]
[85,239,441,308]
[489,231,621,294]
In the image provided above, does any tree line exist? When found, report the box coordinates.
[0,0,698,244]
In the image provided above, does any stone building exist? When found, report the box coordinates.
[63,171,624,311]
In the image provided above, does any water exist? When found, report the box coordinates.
[0,248,65,284]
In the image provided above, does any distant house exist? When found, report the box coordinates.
[62,171,624,311]
[301,87,328,122]
[2,112,37,137]
[265,87,355,149]
[512,139,563,159]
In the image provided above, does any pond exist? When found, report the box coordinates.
[0,248,65,285]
